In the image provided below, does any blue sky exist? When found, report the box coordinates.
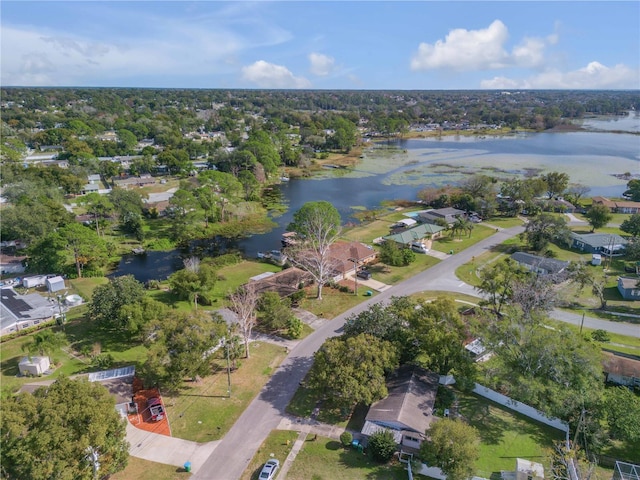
[2,1,639,89]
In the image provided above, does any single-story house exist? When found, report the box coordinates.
[361,365,439,449]
[112,174,156,188]
[602,352,640,388]
[248,267,313,297]
[81,183,100,195]
[46,276,66,293]
[19,356,51,376]
[383,223,445,247]
[617,277,640,300]
[418,207,466,226]
[327,241,377,279]
[87,174,101,184]
[570,232,628,256]
[0,254,26,275]
[510,252,569,277]
[1,287,56,336]
[592,196,640,214]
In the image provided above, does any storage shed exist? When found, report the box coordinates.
[22,276,47,288]
[19,356,51,376]
[46,276,65,293]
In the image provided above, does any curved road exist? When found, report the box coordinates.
[193,225,638,479]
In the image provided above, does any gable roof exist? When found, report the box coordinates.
[327,241,377,273]
[384,223,445,245]
[510,252,569,275]
[602,352,640,378]
[364,365,439,435]
[1,287,54,331]
[570,232,628,249]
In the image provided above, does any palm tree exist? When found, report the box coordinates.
[22,330,67,363]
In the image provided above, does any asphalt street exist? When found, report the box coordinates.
[190,224,639,479]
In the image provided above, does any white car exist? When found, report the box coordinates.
[259,459,280,480]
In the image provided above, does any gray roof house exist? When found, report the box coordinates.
[510,252,569,277]
[1,287,56,336]
[361,365,439,450]
[418,207,465,226]
[383,223,445,246]
[570,233,628,256]
[617,277,640,300]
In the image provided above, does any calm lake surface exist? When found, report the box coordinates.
[114,117,640,280]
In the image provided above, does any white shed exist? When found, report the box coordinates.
[46,276,65,293]
[22,275,47,288]
[592,254,602,266]
[19,356,51,376]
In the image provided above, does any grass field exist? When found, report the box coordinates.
[431,224,497,254]
[110,457,190,480]
[455,390,564,479]
[166,342,286,442]
[243,432,415,480]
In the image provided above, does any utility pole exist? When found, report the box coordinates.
[225,335,232,398]
[350,246,359,296]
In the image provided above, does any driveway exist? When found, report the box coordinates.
[126,422,219,474]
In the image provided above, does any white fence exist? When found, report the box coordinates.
[473,383,569,433]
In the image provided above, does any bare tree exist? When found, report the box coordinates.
[228,284,258,358]
[286,201,342,300]
[510,274,557,319]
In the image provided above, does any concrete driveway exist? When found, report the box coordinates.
[126,422,219,474]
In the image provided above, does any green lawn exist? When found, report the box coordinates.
[110,457,191,480]
[455,390,564,479]
[371,254,440,285]
[245,432,417,480]
[166,342,287,442]
[431,224,497,254]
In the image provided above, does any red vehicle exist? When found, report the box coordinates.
[147,397,165,421]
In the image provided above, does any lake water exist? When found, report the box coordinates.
[114,115,640,280]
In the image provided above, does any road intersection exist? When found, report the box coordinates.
[187,225,638,478]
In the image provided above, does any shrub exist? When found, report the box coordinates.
[591,329,610,342]
[368,430,397,463]
[340,431,353,447]
[287,317,303,339]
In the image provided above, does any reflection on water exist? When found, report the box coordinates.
[110,250,185,283]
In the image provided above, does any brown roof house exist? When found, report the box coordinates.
[361,365,440,450]
[327,241,377,280]
[603,352,640,388]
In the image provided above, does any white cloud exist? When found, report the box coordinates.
[411,20,558,72]
[411,20,509,71]
[241,60,311,88]
[480,61,640,89]
[0,23,244,86]
[308,52,335,76]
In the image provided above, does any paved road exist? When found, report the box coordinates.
[193,225,639,479]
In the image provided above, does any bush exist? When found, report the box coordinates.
[368,430,397,463]
[287,317,303,339]
[340,431,353,447]
[591,329,611,342]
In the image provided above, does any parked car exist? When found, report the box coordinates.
[147,397,164,421]
[410,242,429,253]
[259,459,280,480]
[356,270,372,280]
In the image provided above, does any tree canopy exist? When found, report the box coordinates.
[89,275,146,330]
[0,377,129,480]
[309,333,398,409]
[420,418,480,480]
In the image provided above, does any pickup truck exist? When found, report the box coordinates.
[147,397,165,421]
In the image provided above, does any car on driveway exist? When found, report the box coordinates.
[356,270,372,280]
[147,397,165,421]
[259,459,280,479]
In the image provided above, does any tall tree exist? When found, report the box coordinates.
[168,257,217,310]
[22,330,67,363]
[228,284,259,359]
[0,377,129,480]
[419,419,480,480]
[59,223,108,278]
[543,171,570,199]
[89,275,146,330]
[286,201,342,300]
[522,213,570,251]
[584,204,613,232]
[620,213,640,237]
[309,334,398,409]
[604,387,640,442]
[477,258,528,316]
[144,311,226,391]
[82,192,114,237]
